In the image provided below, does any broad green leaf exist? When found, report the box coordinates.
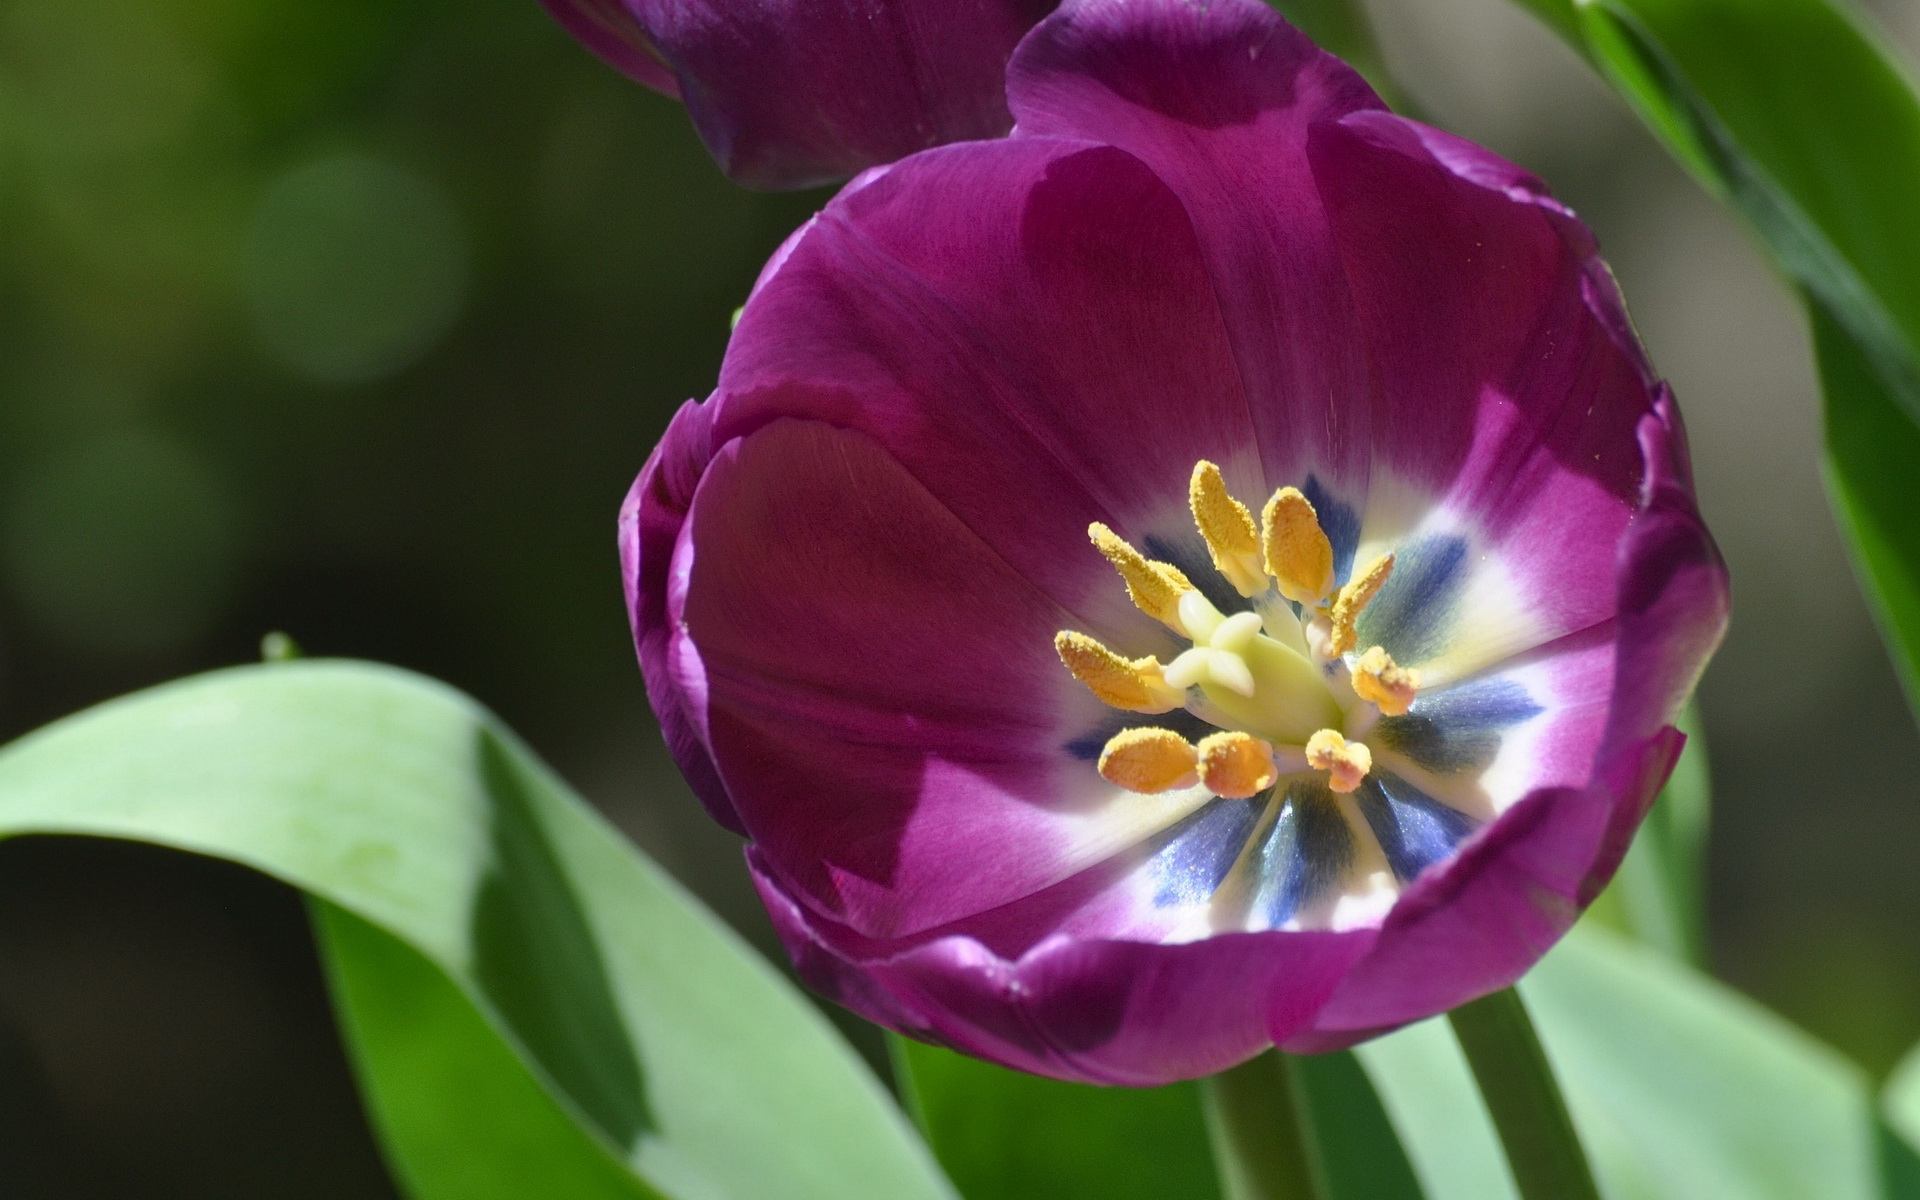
[891,1035,1219,1200]
[314,900,658,1200]
[1505,0,1920,702]
[0,661,955,1200]
[1584,702,1711,964]
[1364,924,1917,1200]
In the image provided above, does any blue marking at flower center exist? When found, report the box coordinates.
[1372,678,1541,776]
[1356,532,1468,666]
[1355,771,1479,882]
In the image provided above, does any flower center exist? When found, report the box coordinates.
[1056,461,1422,797]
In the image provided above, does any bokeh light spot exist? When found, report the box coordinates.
[3,429,242,657]
[243,153,468,384]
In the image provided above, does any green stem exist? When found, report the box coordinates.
[1201,1051,1330,1200]
[1449,987,1603,1200]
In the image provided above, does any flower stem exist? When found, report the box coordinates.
[1448,987,1604,1200]
[1201,1051,1329,1200]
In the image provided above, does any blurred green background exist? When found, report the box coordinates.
[0,0,1916,1194]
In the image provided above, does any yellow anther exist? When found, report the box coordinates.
[1089,523,1193,630]
[1305,729,1372,794]
[1327,553,1395,657]
[1098,727,1200,793]
[1261,487,1335,606]
[1352,646,1419,716]
[1196,731,1279,799]
[1055,631,1185,713]
[1189,461,1266,597]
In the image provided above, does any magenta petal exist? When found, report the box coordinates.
[714,135,1259,647]
[1008,0,1385,488]
[620,398,742,834]
[754,850,1373,1085]
[683,418,1202,939]
[627,0,1055,189]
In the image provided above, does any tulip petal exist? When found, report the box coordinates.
[630,0,1053,189]
[1008,0,1385,491]
[685,418,1225,938]
[716,135,1264,652]
[752,848,1374,1085]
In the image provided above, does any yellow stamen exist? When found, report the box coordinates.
[1055,631,1185,713]
[1196,731,1279,799]
[1189,461,1266,597]
[1261,486,1335,606]
[1098,727,1199,793]
[1327,552,1394,657]
[1352,646,1419,716]
[1305,729,1372,793]
[1088,523,1193,630]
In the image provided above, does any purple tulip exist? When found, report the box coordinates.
[540,0,1059,189]
[619,0,1728,1084]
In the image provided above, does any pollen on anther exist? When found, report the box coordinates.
[1088,523,1193,629]
[1352,646,1419,716]
[1305,729,1371,793]
[1328,553,1394,656]
[1197,731,1278,799]
[1189,462,1266,597]
[1055,631,1184,713]
[1261,486,1334,606]
[1099,727,1199,793]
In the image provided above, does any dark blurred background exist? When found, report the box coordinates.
[0,0,1916,1193]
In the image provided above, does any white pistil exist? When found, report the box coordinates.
[1163,598,1266,698]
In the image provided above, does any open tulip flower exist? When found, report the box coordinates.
[542,0,1058,189]
[622,0,1728,1085]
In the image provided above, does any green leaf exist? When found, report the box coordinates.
[314,900,659,1200]
[890,1034,1220,1200]
[1362,925,1913,1200]
[0,661,956,1200]
[1507,0,1920,703]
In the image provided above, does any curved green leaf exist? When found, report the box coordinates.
[315,900,659,1200]
[0,660,955,1200]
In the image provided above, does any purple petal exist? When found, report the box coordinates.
[622,0,1056,189]
[1008,0,1385,489]
[620,398,743,833]
[713,135,1262,653]
[753,849,1374,1085]
[683,418,1218,938]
